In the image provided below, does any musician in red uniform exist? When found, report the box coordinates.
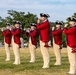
[24,23,37,63]
[52,21,63,65]
[64,17,76,74]
[1,23,12,61]
[36,13,51,68]
[11,21,22,65]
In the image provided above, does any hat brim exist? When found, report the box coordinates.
[68,17,76,22]
[14,22,21,24]
[13,20,21,24]
[31,25,36,27]
[55,22,63,25]
[6,24,11,26]
[40,13,49,18]
[15,23,21,25]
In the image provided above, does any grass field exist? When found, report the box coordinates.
[0,47,72,75]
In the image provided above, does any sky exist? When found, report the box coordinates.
[0,0,76,22]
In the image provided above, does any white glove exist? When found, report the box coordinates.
[37,19,41,23]
[9,27,12,31]
[26,30,30,33]
[52,27,55,31]
[64,24,68,27]
[6,26,9,29]
[1,28,4,32]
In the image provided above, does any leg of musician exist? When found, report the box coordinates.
[5,43,10,61]
[13,43,20,65]
[40,41,50,68]
[53,39,61,65]
[67,46,76,74]
[29,42,36,63]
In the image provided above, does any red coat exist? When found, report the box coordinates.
[2,29,12,44]
[37,20,50,43]
[12,28,22,45]
[64,27,76,48]
[25,29,37,46]
[52,29,63,45]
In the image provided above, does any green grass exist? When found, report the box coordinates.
[0,47,71,75]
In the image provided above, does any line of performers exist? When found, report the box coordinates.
[1,13,76,74]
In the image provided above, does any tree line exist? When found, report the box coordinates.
[0,10,76,47]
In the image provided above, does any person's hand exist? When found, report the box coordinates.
[64,24,68,27]
[9,27,12,31]
[26,29,30,33]
[1,28,4,32]
[52,27,55,31]
[37,19,41,23]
